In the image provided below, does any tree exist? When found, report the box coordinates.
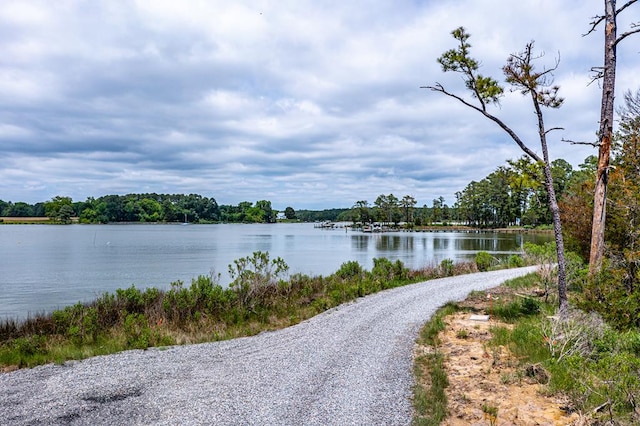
[607,89,640,257]
[352,200,371,224]
[6,202,34,217]
[45,196,74,224]
[585,0,640,273]
[400,195,417,224]
[374,194,400,225]
[424,27,569,313]
[284,207,296,220]
[255,200,275,223]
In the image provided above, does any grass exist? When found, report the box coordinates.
[412,302,462,425]
[413,269,640,425]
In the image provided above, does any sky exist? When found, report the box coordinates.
[1,1,639,210]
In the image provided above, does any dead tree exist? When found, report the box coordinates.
[586,0,640,273]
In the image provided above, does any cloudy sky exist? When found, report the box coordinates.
[1,1,639,210]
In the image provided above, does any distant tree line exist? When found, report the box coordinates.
[453,156,582,228]
[0,154,592,228]
[0,194,280,224]
[342,156,594,229]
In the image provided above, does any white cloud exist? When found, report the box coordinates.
[0,0,638,208]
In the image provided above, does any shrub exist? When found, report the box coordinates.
[439,259,454,277]
[371,258,407,283]
[228,251,289,310]
[579,257,640,330]
[116,285,145,314]
[520,297,540,316]
[507,254,524,268]
[475,251,493,272]
[123,313,152,349]
[335,260,364,280]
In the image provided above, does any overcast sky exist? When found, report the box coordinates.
[1,1,639,210]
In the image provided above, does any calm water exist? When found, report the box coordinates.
[0,223,552,320]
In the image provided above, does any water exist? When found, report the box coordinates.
[0,223,552,320]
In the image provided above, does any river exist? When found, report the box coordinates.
[0,223,551,320]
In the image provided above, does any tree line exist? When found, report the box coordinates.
[0,194,281,224]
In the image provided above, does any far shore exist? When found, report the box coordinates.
[0,217,554,233]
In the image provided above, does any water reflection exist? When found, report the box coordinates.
[350,235,369,251]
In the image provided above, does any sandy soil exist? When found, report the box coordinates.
[418,289,589,425]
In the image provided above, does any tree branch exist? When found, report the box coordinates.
[615,25,640,47]
[561,137,600,147]
[545,127,564,135]
[588,67,605,86]
[421,84,544,163]
[616,0,637,15]
[583,15,605,37]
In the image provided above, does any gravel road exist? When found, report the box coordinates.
[0,266,538,425]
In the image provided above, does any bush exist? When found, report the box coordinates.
[475,251,493,272]
[228,251,289,310]
[371,258,407,283]
[579,258,640,330]
[335,260,364,280]
[507,254,524,268]
[123,313,152,349]
[439,259,454,277]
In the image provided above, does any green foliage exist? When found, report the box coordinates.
[413,353,449,426]
[12,335,47,357]
[418,303,460,347]
[335,260,364,280]
[579,258,640,330]
[413,304,458,425]
[507,254,524,268]
[492,297,541,323]
[439,259,454,276]
[520,297,540,315]
[437,26,503,105]
[371,258,408,282]
[228,251,289,310]
[44,196,74,224]
[475,251,493,272]
[1,254,496,371]
[123,313,151,349]
[523,241,557,263]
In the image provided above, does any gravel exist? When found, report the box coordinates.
[0,266,538,425]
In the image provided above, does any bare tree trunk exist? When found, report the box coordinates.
[543,166,569,314]
[532,91,569,315]
[589,0,617,274]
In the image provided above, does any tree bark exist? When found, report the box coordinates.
[589,0,617,273]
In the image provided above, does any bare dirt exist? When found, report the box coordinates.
[419,289,588,425]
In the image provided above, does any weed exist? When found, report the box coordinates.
[455,329,469,339]
[482,403,498,426]
[439,259,454,277]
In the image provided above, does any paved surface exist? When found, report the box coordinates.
[0,267,538,425]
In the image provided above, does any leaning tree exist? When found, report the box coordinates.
[423,27,569,314]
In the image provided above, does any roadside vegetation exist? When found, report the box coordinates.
[0,250,517,371]
[413,243,640,425]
